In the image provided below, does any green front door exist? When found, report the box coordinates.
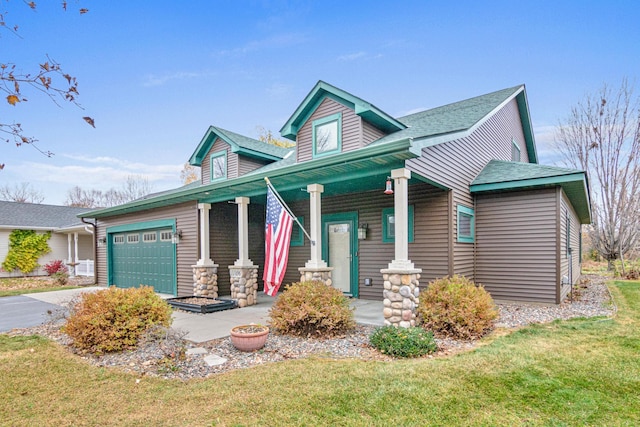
[322,212,358,297]
[110,228,175,294]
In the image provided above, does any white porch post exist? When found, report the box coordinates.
[305,183,327,269]
[67,234,72,264]
[197,203,214,266]
[389,168,414,270]
[234,197,253,267]
[73,232,79,264]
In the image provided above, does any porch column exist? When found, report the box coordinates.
[299,183,333,286]
[74,232,79,264]
[229,197,259,307]
[67,234,72,264]
[381,168,421,328]
[193,202,218,297]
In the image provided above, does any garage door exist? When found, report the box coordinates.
[110,229,175,294]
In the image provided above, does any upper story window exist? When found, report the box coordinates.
[210,151,227,181]
[511,138,521,162]
[382,205,415,243]
[312,113,342,157]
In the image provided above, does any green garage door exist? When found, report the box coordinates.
[110,229,175,294]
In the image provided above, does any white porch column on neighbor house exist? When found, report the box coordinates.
[234,197,253,267]
[67,234,72,263]
[74,232,79,263]
[197,203,214,266]
[306,183,327,269]
[389,168,413,270]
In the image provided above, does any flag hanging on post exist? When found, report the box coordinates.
[263,186,293,296]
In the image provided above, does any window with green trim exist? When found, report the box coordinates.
[312,113,342,157]
[382,205,414,243]
[511,138,521,162]
[290,216,304,246]
[457,205,475,243]
[210,151,227,181]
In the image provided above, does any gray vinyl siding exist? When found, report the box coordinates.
[296,97,369,163]
[201,138,238,183]
[407,98,528,280]
[95,202,198,297]
[362,120,387,145]
[560,190,582,300]
[475,188,559,304]
[282,183,449,300]
[238,156,269,176]
[209,201,265,297]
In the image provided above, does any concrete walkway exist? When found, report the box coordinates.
[1,287,384,343]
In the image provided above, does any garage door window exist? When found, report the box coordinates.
[143,232,157,243]
[127,234,139,244]
[160,231,172,242]
[113,235,125,244]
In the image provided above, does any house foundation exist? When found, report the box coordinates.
[380,268,421,327]
[229,265,259,307]
[298,267,333,287]
[192,264,219,297]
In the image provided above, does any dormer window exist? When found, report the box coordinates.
[210,151,227,181]
[312,113,342,157]
[511,138,521,162]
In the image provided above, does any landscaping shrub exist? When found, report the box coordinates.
[64,286,172,354]
[2,230,51,275]
[269,281,355,337]
[370,325,437,358]
[613,259,640,280]
[44,260,69,286]
[417,275,498,340]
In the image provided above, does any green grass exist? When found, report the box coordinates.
[1,280,639,426]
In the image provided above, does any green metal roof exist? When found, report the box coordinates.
[189,125,291,166]
[280,80,406,141]
[373,85,538,163]
[470,160,591,223]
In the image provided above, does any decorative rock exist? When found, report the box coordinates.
[391,302,403,309]
[402,309,413,321]
[399,321,411,328]
[379,268,421,328]
[399,285,412,297]
[383,307,393,318]
[192,264,219,298]
[229,265,259,308]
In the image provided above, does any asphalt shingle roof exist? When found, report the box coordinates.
[0,201,92,229]
[211,126,292,159]
[372,85,523,145]
[471,159,583,186]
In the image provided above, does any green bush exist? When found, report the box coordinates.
[269,281,355,337]
[417,275,498,340]
[64,286,172,354]
[370,325,437,358]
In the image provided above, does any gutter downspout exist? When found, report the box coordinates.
[81,217,97,284]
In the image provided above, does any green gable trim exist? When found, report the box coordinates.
[106,219,175,234]
[280,80,405,141]
[189,126,286,166]
[516,90,538,163]
[470,172,586,193]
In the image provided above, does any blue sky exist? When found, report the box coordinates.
[3,0,639,204]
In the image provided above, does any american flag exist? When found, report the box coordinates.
[263,186,293,296]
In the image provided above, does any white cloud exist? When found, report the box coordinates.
[215,33,307,57]
[337,51,383,62]
[142,71,215,87]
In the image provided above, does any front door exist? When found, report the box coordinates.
[322,212,358,297]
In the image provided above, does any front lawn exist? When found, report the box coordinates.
[0,280,639,426]
[0,277,77,297]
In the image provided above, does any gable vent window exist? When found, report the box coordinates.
[312,112,342,157]
[457,205,475,243]
[210,151,227,181]
[512,139,521,162]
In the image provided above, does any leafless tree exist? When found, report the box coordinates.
[180,162,200,185]
[0,182,45,203]
[555,79,640,269]
[64,175,153,208]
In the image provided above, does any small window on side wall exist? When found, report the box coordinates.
[210,151,227,181]
[511,139,521,162]
[457,205,475,243]
[312,113,342,157]
[382,205,414,243]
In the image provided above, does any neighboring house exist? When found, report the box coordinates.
[0,201,95,278]
[83,81,590,309]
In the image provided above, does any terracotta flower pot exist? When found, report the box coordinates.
[230,324,269,352]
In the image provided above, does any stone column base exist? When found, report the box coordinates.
[229,265,259,307]
[298,267,334,287]
[192,264,219,298]
[380,267,422,328]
